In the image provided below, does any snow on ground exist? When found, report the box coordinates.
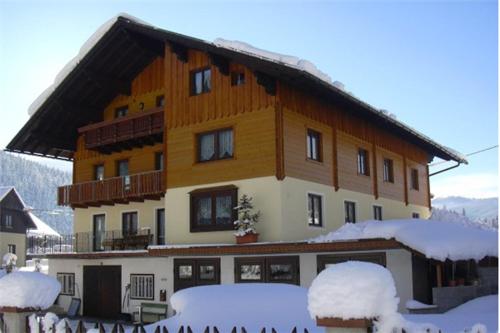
[405,295,498,333]
[0,271,60,309]
[309,219,498,261]
[147,284,322,333]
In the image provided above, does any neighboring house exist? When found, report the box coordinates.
[7,15,493,320]
[0,187,37,266]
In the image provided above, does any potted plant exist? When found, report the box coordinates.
[233,194,260,244]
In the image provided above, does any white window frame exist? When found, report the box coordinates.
[130,274,155,300]
[57,273,75,296]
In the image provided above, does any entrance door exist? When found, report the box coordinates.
[156,209,165,245]
[83,266,121,319]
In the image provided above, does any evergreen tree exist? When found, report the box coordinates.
[233,194,260,236]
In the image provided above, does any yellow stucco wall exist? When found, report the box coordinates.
[0,232,26,266]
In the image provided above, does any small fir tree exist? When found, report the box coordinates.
[234,194,260,236]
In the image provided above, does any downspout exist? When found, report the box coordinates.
[429,161,461,177]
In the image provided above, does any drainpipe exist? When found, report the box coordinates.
[429,161,461,177]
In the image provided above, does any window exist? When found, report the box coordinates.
[344,201,356,223]
[174,258,220,291]
[116,159,130,190]
[306,129,322,161]
[235,256,300,285]
[373,205,383,221]
[156,95,165,108]
[231,72,245,86]
[317,253,386,273]
[357,148,370,176]
[197,128,233,162]
[190,186,237,232]
[130,274,154,300]
[411,168,419,190]
[93,214,105,251]
[94,164,104,181]
[156,208,165,245]
[57,273,75,296]
[383,159,394,183]
[307,194,323,227]
[412,212,420,219]
[122,212,138,236]
[155,152,164,171]
[7,244,15,254]
[191,68,211,95]
[115,105,128,118]
[4,215,12,228]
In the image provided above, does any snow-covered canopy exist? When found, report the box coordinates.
[0,271,60,309]
[308,261,399,322]
[152,284,320,332]
[309,219,498,262]
[27,212,60,237]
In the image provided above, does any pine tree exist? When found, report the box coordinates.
[233,194,260,236]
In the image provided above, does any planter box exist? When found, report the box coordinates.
[236,233,259,244]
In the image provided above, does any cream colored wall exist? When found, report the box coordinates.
[165,176,283,244]
[48,257,171,316]
[0,232,26,266]
[73,199,165,242]
[280,177,430,241]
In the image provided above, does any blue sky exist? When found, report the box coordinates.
[0,0,497,198]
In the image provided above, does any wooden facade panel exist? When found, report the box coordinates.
[283,108,333,186]
[407,159,429,207]
[166,107,276,188]
[336,131,373,195]
[164,47,275,130]
[74,142,163,183]
[376,147,405,202]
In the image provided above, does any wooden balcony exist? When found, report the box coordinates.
[58,170,164,207]
[78,107,164,153]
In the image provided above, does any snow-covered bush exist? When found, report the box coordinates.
[2,252,17,273]
[0,271,60,309]
[233,194,260,236]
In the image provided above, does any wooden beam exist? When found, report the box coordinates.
[255,71,276,95]
[372,142,378,199]
[426,165,432,209]
[332,126,339,191]
[403,155,409,206]
[275,102,285,180]
[169,42,188,63]
[209,53,230,76]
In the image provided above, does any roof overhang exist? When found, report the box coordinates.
[7,16,467,164]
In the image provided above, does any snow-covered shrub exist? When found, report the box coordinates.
[233,194,260,236]
[2,252,17,273]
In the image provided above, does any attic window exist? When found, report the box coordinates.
[156,95,165,107]
[231,72,245,86]
[115,105,128,118]
[4,215,12,228]
[191,68,211,95]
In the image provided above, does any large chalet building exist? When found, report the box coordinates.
[7,15,478,320]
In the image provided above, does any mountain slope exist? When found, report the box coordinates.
[0,150,73,234]
[432,196,498,221]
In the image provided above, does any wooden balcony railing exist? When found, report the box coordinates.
[78,107,164,153]
[57,170,164,207]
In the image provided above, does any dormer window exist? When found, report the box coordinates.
[231,72,245,86]
[156,95,165,107]
[115,105,128,118]
[191,68,211,95]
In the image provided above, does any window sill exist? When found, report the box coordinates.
[306,158,323,165]
[308,223,324,229]
[190,226,235,233]
[195,156,235,165]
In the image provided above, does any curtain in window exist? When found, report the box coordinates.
[196,197,212,225]
[218,130,233,158]
[203,69,211,92]
[194,72,203,94]
[200,134,215,161]
[216,195,232,225]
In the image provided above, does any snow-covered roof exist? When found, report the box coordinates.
[309,219,498,262]
[0,271,61,310]
[27,212,61,237]
[7,14,466,164]
[0,186,28,208]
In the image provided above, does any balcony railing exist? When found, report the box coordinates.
[58,170,164,207]
[27,229,154,254]
[78,107,164,153]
